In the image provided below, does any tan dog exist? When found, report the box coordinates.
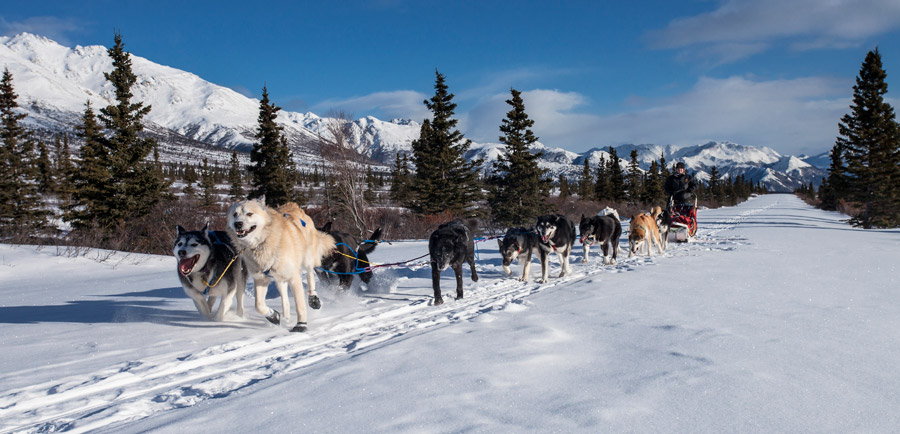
[628,208,664,257]
[226,197,335,332]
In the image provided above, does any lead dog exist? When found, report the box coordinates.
[578,207,622,265]
[535,214,576,283]
[429,220,479,305]
[227,197,335,332]
[628,208,664,257]
[497,227,541,281]
[173,224,247,321]
[318,222,383,289]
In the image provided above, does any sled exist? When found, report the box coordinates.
[667,196,697,243]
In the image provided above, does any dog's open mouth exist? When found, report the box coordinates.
[234,225,257,238]
[541,236,549,243]
[179,255,200,275]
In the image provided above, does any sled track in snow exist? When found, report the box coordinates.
[0,202,769,433]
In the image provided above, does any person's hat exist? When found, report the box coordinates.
[675,162,685,169]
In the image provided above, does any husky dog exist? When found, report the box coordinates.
[318,222,383,289]
[497,227,541,281]
[629,208,664,257]
[578,207,622,265]
[429,220,479,306]
[534,214,576,283]
[173,224,247,321]
[651,205,671,251]
[226,197,336,333]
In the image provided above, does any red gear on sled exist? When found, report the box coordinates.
[670,203,697,237]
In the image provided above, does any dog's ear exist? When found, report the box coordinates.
[322,221,333,233]
[176,225,185,236]
[258,194,266,206]
[581,214,586,221]
[202,222,210,233]
[497,238,502,250]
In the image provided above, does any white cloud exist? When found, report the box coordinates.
[460,76,850,156]
[647,0,900,62]
[312,90,431,121]
[0,16,82,45]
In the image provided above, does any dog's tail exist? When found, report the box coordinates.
[357,227,383,255]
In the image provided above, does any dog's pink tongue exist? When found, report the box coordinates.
[179,256,198,275]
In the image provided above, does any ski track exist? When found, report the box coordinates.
[0,200,775,433]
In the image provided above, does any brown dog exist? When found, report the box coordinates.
[628,208,664,257]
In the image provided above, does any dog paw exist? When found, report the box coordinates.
[289,322,308,333]
[471,275,479,282]
[309,295,322,310]
[433,297,444,306]
[581,258,588,264]
[266,310,281,325]
[538,278,548,284]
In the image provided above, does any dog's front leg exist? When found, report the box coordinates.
[274,278,291,324]
[582,243,590,263]
[601,243,610,265]
[431,264,444,306]
[520,253,531,282]
[185,288,212,319]
[558,248,570,278]
[467,255,478,283]
[538,250,549,283]
[252,275,280,325]
[214,291,233,322]
[453,262,464,300]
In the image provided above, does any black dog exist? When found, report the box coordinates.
[654,206,672,251]
[497,227,541,281]
[535,214,576,283]
[173,224,247,321]
[317,222,383,289]
[578,209,622,265]
[429,220,479,305]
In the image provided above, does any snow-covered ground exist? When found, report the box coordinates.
[1,194,899,433]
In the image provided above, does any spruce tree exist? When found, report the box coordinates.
[819,142,848,210]
[248,86,296,207]
[594,154,609,201]
[626,150,642,202]
[54,135,75,207]
[644,160,664,203]
[410,70,483,215]
[183,164,198,196]
[68,102,110,227]
[558,174,570,199]
[199,158,217,208]
[578,157,594,201]
[836,48,900,227]
[708,166,722,202]
[227,150,244,200]
[91,32,170,227]
[389,152,413,206]
[607,147,626,202]
[487,88,550,226]
[0,68,46,236]
[35,140,55,194]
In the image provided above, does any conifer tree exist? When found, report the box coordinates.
[183,164,198,196]
[410,70,483,215]
[35,140,55,194]
[835,48,900,227]
[68,102,110,227]
[644,160,664,203]
[54,135,75,207]
[199,158,217,208]
[487,88,550,226]
[578,158,594,201]
[0,68,46,236]
[819,142,847,210]
[100,32,170,223]
[594,154,609,201]
[248,86,296,207]
[607,147,626,202]
[389,152,413,206]
[558,174,570,199]
[626,150,642,202]
[708,166,722,202]
[659,152,670,182]
[227,150,244,200]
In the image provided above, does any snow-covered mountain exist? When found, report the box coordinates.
[1,32,824,192]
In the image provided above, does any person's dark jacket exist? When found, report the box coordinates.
[665,172,697,204]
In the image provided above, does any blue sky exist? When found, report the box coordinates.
[3,0,900,156]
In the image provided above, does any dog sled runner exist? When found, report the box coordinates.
[667,196,697,243]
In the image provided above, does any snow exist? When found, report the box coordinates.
[2,195,899,433]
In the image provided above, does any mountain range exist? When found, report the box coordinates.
[0,32,828,192]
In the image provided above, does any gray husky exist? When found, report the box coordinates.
[174,224,247,321]
[497,227,541,281]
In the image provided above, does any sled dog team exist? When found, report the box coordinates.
[175,197,669,332]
